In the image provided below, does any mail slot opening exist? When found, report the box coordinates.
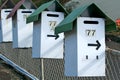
[84,20,99,24]
[22,11,32,13]
[47,14,59,17]
[5,11,11,12]
[86,55,88,59]
[96,55,99,60]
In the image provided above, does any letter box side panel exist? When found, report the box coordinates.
[12,14,18,48]
[32,21,41,58]
[0,21,2,42]
[64,25,78,76]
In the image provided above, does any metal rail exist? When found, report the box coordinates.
[106,48,120,55]
[0,54,39,80]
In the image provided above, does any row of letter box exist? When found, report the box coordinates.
[0,9,64,59]
[0,9,105,77]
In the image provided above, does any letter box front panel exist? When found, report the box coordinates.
[40,11,64,58]
[16,9,34,48]
[77,17,105,76]
[0,9,12,42]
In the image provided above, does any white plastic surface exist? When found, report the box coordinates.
[32,11,64,59]
[77,17,105,76]
[41,11,64,58]
[0,9,12,42]
[13,9,34,48]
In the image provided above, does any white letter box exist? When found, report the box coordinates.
[0,9,12,42]
[65,17,105,76]
[12,9,34,48]
[32,11,64,59]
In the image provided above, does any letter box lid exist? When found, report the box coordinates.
[55,3,116,35]
[26,0,68,23]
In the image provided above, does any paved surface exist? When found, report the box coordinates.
[0,59,30,80]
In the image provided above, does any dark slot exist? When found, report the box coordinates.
[5,11,11,12]
[86,55,88,59]
[84,20,98,24]
[22,11,32,13]
[96,55,99,60]
[47,14,59,17]
[47,35,56,37]
[47,34,59,40]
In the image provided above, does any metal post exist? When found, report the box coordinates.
[41,58,44,80]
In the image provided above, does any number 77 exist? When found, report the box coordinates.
[49,21,57,31]
[86,30,96,36]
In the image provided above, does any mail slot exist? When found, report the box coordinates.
[12,9,34,48]
[0,9,12,42]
